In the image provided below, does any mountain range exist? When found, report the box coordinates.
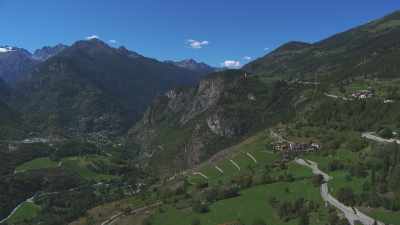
[1,10,400,146]
[0,39,215,138]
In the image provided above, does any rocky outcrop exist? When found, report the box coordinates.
[128,70,295,174]
[33,44,68,61]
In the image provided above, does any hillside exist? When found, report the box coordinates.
[129,10,400,176]
[0,79,21,139]
[128,70,298,174]
[244,11,400,83]
[9,39,204,137]
[0,47,38,85]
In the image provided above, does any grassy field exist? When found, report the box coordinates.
[6,202,41,224]
[329,170,368,196]
[363,208,400,225]
[153,130,325,225]
[151,180,327,225]
[70,196,149,225]
[15,155,117,182]
[61,156,116,182]
[305,148,358,171]
[15,157,58,173]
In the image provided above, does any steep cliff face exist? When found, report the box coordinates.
[128,70,296,174]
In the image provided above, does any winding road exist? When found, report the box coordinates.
[362,132,400,144]
[295,159,384,225]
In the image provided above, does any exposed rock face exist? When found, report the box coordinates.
[206,113,238,137]
[180,76,226,124]
[128,70,295,174]
[33,44,68,61]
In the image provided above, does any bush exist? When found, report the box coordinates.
[379,127,393,139]
[191,218,201,225]
[312,174,324,187]
[337,187,356,206]
[142,218,152,225]
[252,218,266,225]
[192,201,209,214]
[347,137,366,152]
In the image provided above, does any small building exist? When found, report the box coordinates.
[272,142,321,154]
[350,89,374,99]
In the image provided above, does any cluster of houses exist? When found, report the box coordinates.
[350,89,374,99]
[349,88,396,103]
[272,142,321,154]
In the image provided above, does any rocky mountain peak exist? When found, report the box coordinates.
[166,58,216,74]
[33,44,68,61]
[117,46,143,58]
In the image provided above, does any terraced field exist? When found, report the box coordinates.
[188,130,280,185]
[149,130,326,225]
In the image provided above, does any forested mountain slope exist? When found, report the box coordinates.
[9,39,204,137]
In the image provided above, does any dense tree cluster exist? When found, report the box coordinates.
[269,197,319,224]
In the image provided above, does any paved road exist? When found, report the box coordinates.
[362,132,400,144]
[295,159,384,225]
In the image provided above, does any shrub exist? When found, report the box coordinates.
[252,218,266,225]
[191,218,201,225]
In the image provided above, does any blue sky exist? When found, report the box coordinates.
[0,0,399,67]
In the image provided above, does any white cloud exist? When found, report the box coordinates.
[86,35,100,40]
[221,60,241,68]
[264,47,270,51]
[186,39,209,49]
[109,40,118,44]
[243,56,252,61]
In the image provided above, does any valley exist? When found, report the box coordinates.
[1,8,400,225]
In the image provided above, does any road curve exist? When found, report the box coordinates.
[295,159,384,225]
[361,132,400,144]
